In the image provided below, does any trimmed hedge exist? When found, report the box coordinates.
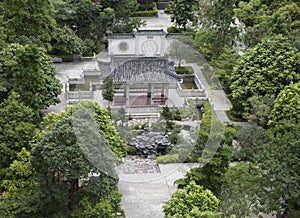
[131,4,158,17]
[157,154,180,164]
[131,10,158,17]
[60,54,73,62]
[175,66,194,74]
[167,26,195,33]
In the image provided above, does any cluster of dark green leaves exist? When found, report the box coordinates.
[230,35,300,122]
[163,181,221,217]
[0,43,62,111]
[234,0,300,48]
[29,101,126,217]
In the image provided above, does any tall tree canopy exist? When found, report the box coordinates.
[234,0,300,48]
[2,0,56,49]
[269,82,300,126]
[31,101,126,217]
[230,35,300,112]
[257,123,300,217]
[0,43,62,111]
[0,148,39,218]
[0,92,37,180]
[169,0,198,30]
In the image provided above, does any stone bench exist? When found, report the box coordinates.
[52,57,63,63]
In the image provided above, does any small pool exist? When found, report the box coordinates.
[180,82,198,89]
[69,76,100,91]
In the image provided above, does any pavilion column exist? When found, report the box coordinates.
[150,83,154,105]
[147,83,151,97]
[165,83,169,105]
[161,83,165,97]
[125,84,130,106]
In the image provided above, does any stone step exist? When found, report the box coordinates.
[128,113,160,119]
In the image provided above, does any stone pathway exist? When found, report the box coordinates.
[116,156,160,175]
[118,162,199,218]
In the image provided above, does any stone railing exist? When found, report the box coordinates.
[67,75,84,85]
[83,69,101,77]
[176,83,206,97]
[67,91,94,104]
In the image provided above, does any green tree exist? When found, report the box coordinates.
[234,124,268,161]
[71,192,124,218]
[163,181,221,218]
[234,0,271,47]
[190,102,212,161]
[169,36,195,68]
[234,0,300,48]
[194,28,227,61]
[242,94,275,127]
[2,0,56,49]
[51,26,85,56]
[0,92,37,180]
[101,0,142,33]
[0,148,39,218]
[269,82,300,126]
[276,2,300,50]
[0,16,6,48]
[257,123,300,217]
[210,0,237,39]
[0,43,62,111]
[177,146,233,197]
[31,112,119,217]
[169,0,198,31]
[160,106,173,122]
[73,101,127,157]
[230,35,300,113]
[196,0,237,43]
[102,77,115,106]
[219,162,262,217]
[212,46,240,93]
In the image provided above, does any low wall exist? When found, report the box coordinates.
[67,76,84,85]
[194,73,204,90]
[156,2,169,10]
[83,69,101,76]
[67,91,93,101]
[177,84,206,97]
[182,75,195,83]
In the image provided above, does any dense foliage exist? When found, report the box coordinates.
[165,2,300,217]
[0,43,62,111]
[2,0,56,50]
[230,35,300,113]
[163,181,221,218]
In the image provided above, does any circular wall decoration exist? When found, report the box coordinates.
[118,41,129,52]
[142,40,158,56]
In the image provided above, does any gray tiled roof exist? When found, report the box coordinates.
[135,29,167,35]
[107,57,182,83]
[107,33,135,39]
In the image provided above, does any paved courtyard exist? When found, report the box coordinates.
[43,10,251,218]
[117,160,199,218]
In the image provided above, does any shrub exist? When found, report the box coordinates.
[164,6,172,14]
[131,4,158,17]
[175,66,194,74]
[60,54,73,62]
[130,122,147,130]
[157,154,180,163]
[167,26,194,33]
